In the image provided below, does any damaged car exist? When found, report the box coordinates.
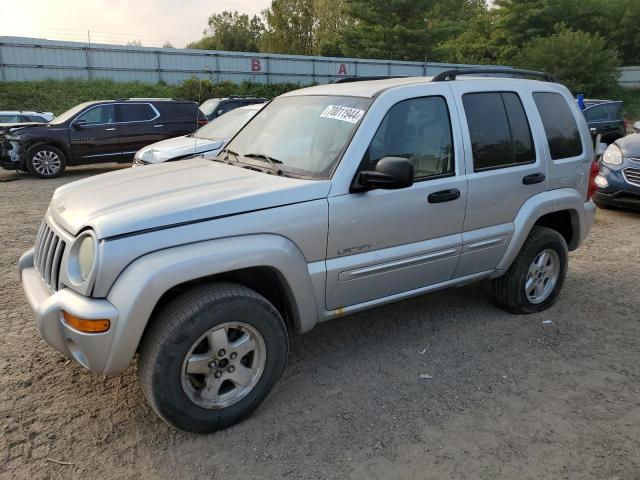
[1,99,204,178]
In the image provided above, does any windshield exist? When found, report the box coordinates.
[195,107,261,141]
[200,99,221,116]
[224,95,371,178]
[49,102,94,125]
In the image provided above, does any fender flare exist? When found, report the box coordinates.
[102,234,318,375]
[494,188,587,274]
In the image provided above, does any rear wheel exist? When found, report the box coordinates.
[492,226,568,314]
[26,145,66,179]
[138,283,288,433]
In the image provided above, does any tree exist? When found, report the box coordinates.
[262,0,315,55]
[126,40,143,47]
[188,11,265,52]
[262,0,348,55]
[517,27,620,94]
[162,41,174,48]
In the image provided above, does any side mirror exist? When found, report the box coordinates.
[358,157,414,190]
[217,109,225,116]
[74,120,88,130]
[634,121,640,133]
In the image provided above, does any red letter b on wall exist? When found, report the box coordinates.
[251,59,262,72]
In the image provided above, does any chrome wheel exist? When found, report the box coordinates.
[525,249,560,304]
[181,322,266,409]
[32,150,61,176]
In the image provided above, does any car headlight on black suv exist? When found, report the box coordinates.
[601,144,624,166]
[67,230,98,287]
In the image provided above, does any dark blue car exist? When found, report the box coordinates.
[594,121,640,210]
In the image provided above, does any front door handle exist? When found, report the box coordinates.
[522,172,545,185]
[428,188,461,203]
[105,127,116,131]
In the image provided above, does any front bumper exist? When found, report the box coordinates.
[19,249,119,373]
[596,163,640,210]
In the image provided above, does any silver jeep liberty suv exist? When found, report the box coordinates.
[20,69,597,432]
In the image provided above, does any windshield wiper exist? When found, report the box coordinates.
[243,153,283,165]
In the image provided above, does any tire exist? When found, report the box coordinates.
[492,226,568,314]
[26,145,66,179]
[138,283,289,433]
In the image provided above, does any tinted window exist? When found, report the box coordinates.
[26,115,46,122]
[363,96,454,180]
[157,102,198,121]
[218,101,239,115]
[463,92,535,171]
[119,103,156,122]
[76,104,115,124]
[0,115,20,123]
[584,105,609,122]
[533,92,583,160]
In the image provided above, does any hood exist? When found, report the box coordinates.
[49,157,331,239]
[138,135,224,164]
[0,122,46,133]
[615,133,640,159]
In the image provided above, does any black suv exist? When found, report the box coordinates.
[0,99,205,178]
[199,96,267,121]
[583,99,626,145]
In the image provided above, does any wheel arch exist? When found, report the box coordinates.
[102,234,318,375]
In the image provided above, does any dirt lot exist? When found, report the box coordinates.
[1,165,639,480]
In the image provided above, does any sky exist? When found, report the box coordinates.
[0,0,272,47]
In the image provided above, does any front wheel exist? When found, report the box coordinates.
[26,145,67,178]
[138,283,288,433]
[492,226,568,314]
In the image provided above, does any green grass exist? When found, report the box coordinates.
[0,78,302,116]
[1,77,639,122]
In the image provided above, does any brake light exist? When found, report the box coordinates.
[197,119,208,127]
[587,160,600,201]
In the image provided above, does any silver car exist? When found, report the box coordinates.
[19,70,597,432]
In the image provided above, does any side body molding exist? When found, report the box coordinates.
[103,234,318,374]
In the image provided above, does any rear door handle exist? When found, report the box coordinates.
[522,173,545,185]
[428,188,461,203]
[105,127,116,131]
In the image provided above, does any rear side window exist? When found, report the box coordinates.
[533,92,583,160]
[584,105,609,122]
[463,92,535,171]
[157,102,198,122]
[118,103,156,122]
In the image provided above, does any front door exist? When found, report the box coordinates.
[69,104,121,162]
[325,93,467,310]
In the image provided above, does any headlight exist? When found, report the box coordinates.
[601,145,623,166]
[67,230,98,285]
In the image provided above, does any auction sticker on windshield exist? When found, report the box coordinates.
[320,105,365,123]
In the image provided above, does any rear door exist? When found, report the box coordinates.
[69,104,121,162]
[325,87,468,310]
[114,103,161,160]
[450,85,546,277]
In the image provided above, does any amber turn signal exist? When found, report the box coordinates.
[62,311,110,333]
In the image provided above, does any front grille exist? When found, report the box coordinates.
[623,168,640,187]
[33,220,66,291]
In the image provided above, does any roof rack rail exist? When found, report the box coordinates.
[432,68,556,82]
[335,76,407,84]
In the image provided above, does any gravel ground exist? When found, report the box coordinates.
[1,165,639,480]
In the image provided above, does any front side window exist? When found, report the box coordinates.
[533,92,583,160]
[225,95,371,179]
[584,105,609,122]
[362,96,454,180]
[76,104,115,124]
[463,92,535,171]
[118,103,156,122]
